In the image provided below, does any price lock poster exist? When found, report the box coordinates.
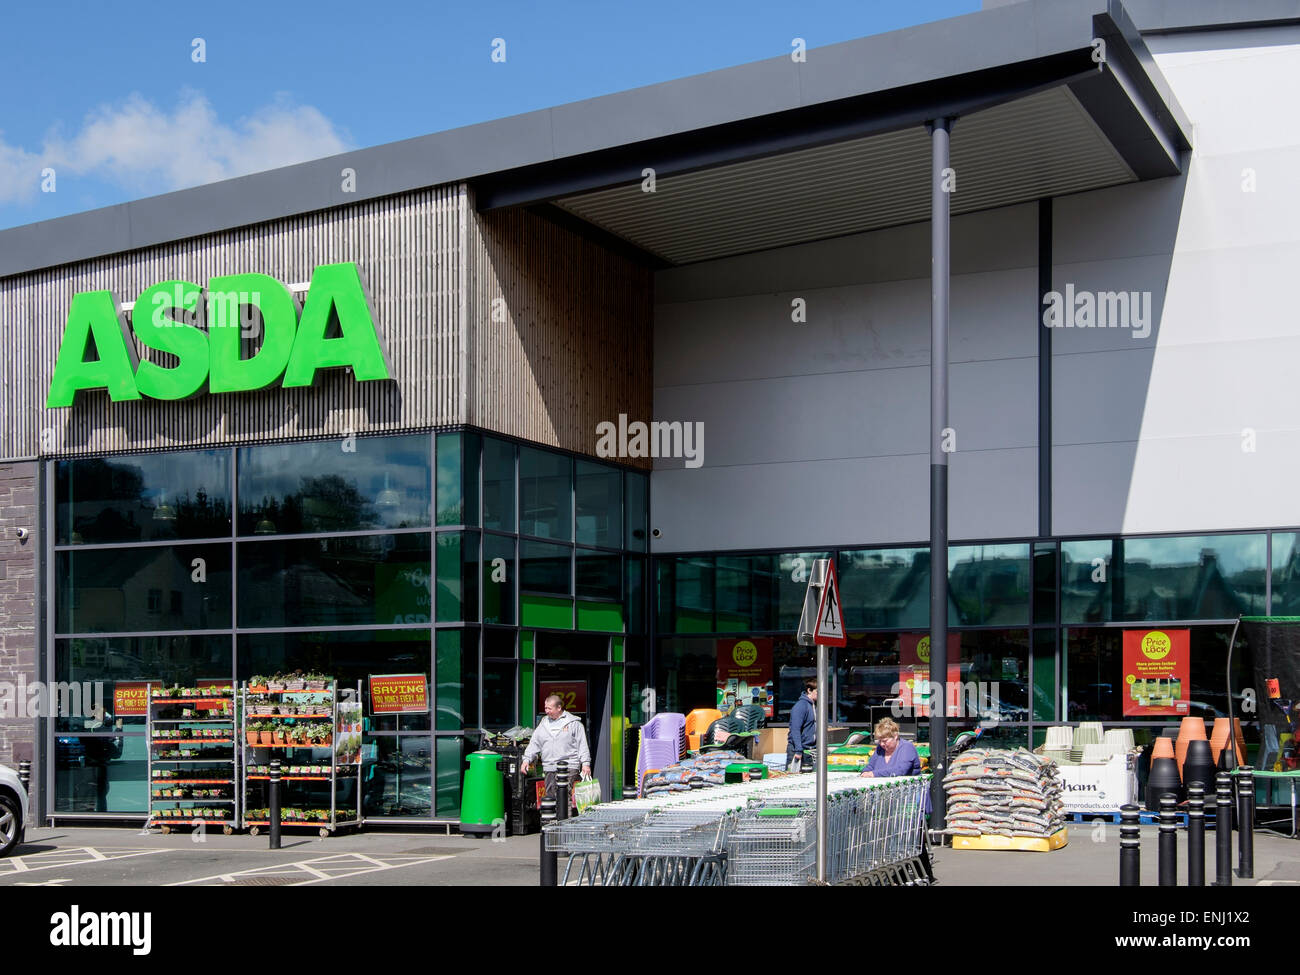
[1122,628,1190,716]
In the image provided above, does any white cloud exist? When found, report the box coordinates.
[1,91,352,205]
[0,135,44,204]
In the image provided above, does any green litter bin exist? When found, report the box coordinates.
[460,750,506,837]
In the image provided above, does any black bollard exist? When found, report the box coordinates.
[1215,772,1233,887]
[1186,785,1205,887]
[539,790,558,886]
[1236,766,1254,879]
[1119,804,1140,887]
[555,761,571,823]
[17,760,31,792]
[268,759,282,850]
[1157,794,1178,886]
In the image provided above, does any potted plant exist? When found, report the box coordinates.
[267,675,286,692]
[259,722,274,746]
[249,675,268,694]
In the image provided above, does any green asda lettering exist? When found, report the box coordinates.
[46,262,391,407]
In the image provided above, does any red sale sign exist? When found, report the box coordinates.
[899,634,962,717]
[1122,629,1190,717]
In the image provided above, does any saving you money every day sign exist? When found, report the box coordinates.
[369,674,429,714]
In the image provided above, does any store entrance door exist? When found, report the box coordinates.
[533,652,611,802]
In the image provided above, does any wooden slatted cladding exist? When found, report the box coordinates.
[0,186,467,460]
[467,204,653,468]
[0,182,653,464]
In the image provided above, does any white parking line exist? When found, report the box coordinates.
[171,852,451,886]
[0,847,165,877]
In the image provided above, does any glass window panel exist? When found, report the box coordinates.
[948,544,1030,625]
[835,634,903,724]
[239,534,432,628]
[238,630,432,732]
[773,639,818,722]
[1032,629,1057,722]
[55,635,232,733]
[482,437,516,532]
[1271,533,1300,615]
[484,661,516,729]
[1034,542,1057,624]
[577,548,620,600]
[535,632,608,662]
[1064,625,1250,723]
[576,460,621,548]
[436,432,480,527]
[521,539,571,596]
[777,552,831,631]
[1063,535,1267,623]
[716,555,775,632]
[520,448,571,541]
[436,532,479,623]
[671,556,714,633]
[238,434,430,535]
[435,736,465,816]
[624,557,645,634]
[655,638,715,715]
[481,534,515,625]
[625,472,648,552]
[54,734,149,813]
[484,628,516,658]
[364,735,433,818]
[436,629,478,731]
[1061,539,1115,623]
[837,548,929,629]
[57,544,231,634]
[58,450,231,545]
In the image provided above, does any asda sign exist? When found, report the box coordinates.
[46,262,391,407]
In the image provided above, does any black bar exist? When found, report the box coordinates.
[1157,794,1177,886]
[539,792,557,886]
[1236,766,1254,879]
[268,759,281,851]
[1215,771,1233,887]
[1037,198,1052,539]
[1187,785,1205,887]
[556,761,571,823]
[1119,803,1140,887]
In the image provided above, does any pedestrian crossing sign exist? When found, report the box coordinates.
[812,559,846,646]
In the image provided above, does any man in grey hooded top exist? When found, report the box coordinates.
[522,694,592,797]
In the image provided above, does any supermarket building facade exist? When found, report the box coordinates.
[2,0,1300,823]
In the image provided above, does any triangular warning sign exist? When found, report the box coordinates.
[812,559,847,646]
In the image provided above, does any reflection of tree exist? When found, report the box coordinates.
[68,459,230,542]
[241,475,374,533]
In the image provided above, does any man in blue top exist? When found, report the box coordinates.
[787,679,818,770]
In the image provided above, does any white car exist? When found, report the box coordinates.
[0,763,29,857]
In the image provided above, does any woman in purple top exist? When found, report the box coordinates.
[859,717,922,778]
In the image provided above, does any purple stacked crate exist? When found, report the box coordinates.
[638,713,687,796]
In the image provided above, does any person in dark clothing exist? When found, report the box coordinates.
[787,679,818,770]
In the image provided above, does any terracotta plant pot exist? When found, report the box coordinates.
[1232,718,1247,768]
[1151,736,1175,761]
[246,731,258,746]
[259,731,273,746]
[1209,718,1231,766]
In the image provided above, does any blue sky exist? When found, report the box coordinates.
[0,0,978,231]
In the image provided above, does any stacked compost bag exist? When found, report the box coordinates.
[942,748,1065,839]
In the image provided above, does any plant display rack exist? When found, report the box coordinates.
[146,681,239,834]
[240,675,362,837]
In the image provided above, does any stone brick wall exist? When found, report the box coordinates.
[0,462,37,808]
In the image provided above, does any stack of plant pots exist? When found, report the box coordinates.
[1146,735,1182,810]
